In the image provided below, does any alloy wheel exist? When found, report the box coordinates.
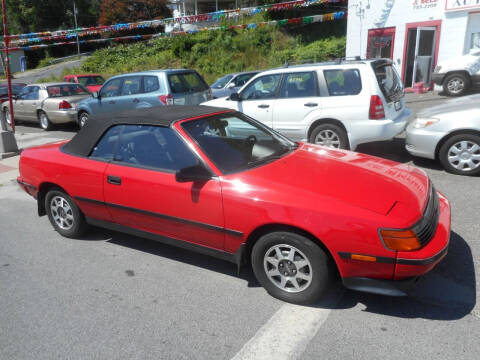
[79,113,88,127]
[447,140,480,172]
[263,244,313,293]
[314,130,341,148]
[50,195,74,230]
[40,113,49,129]
[447,78,465,95]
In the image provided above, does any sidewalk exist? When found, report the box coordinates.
[0,154,19,187]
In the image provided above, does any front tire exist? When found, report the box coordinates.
[251,231,334,304]
[3,108,12,130]
[45,189,88,238]
[439,134,480,176]
[78,111,89,128]
[309,123,349,150]
[38,111,52,131]
[443,73,469,97]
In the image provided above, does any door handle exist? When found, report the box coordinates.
[107,175,122,185]
[133,98,140,103]
[258,104,270,109]
[304,102,318,107]
[109,100,116,104]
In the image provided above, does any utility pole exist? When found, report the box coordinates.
[0,0,19,157]
[73,1,80,58]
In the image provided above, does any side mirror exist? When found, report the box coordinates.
[93,92,100,99]
[229,92,241,101]
[227,82,236,89]
[176,164,212,183]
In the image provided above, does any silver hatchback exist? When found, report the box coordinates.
[406,94,480,175]
[77,69,212,127]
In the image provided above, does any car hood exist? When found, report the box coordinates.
[417,94,480,118]
[226,144,429,223]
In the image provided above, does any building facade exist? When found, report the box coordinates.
[346,0,480,88]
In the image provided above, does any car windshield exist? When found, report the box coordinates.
[77,76,105,86]
[211,75,234,89]
[47,84,90,97]
[373,63,403,102]
[181,113,296,174]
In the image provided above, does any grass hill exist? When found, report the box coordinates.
[39,20,346,84]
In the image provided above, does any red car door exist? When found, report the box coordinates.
[102,124,226,250]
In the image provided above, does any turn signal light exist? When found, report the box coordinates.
[380,229,421,251]
[59,100,72,109]
[351,254,377,262]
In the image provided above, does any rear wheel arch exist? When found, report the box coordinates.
[37,182,69,216]
[243,224,340,278]
[435,129,480,159]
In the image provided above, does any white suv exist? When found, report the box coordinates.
[202,59,411,150]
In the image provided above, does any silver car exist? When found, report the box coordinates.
[406,94,480,175]
[76,69,212,127]
[2,83,91,131]
[210,71,259,99]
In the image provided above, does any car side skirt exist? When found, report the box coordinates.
[85,217,245,270]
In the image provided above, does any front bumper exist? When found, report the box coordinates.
[47,110,78,124]
[432,73,445,85]
[342,191,451,296]
[405,122,445,160]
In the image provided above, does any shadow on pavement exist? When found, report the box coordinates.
[83,226,261,287]
[331,231,476,321]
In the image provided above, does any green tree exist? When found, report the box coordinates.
[98,0,171,25]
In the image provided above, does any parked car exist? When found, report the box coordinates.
[203,59,410,150]
[0,82,27,103]
[1,83,91,130]
[406,94,480,175]
[17,106,450,304]
[210,71,259,98]
[77,69,212,128]
[63,74,105,93]
[432,49,480,96]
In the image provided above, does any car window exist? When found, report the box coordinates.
[120,76,142,96]
[279,72,317,98]
[167,72,209,93]
[324,69,362,96]
[20,86,40,100]
[211,74,233,89]
[47,84,90,97]
[373,64,403,102]
[233,73,257,87]
[77,76,105,86]
[69,78,77,83]
[115,125,198,172]
[143,76,160,93]
[89,125,123,161]
[100,78,123,98]
[182,113,294,174]
[241,74,282,100]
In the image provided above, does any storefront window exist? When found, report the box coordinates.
[471,32,480,50]
[367,28,395,60]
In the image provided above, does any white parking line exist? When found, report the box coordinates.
[231,290,343,360]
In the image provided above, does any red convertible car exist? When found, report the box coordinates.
[17,106,451,304]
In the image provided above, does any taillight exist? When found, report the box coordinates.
[59,100,72,109]
[369,95,385,120]
[159,94,174,105]
[379,229,421,251]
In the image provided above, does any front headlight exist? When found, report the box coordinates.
[412,117,440,128]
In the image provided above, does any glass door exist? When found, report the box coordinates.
[404,26,437,88]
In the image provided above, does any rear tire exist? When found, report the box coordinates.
[251,231,334,304]
[38,111,52,131]
[443,73,469,97]
[309,123,349,150]
[45,189,88,238]
[3,108,12,130]
[439,134,480,176]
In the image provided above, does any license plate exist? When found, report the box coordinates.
[394,101,402,111]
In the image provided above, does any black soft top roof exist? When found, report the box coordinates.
[62,105,233,157]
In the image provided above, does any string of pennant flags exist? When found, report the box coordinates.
[5,0,343,46]
[5,11,346,52]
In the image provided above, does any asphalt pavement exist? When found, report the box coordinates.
[10,57,88,84]
[0,92,479,360]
